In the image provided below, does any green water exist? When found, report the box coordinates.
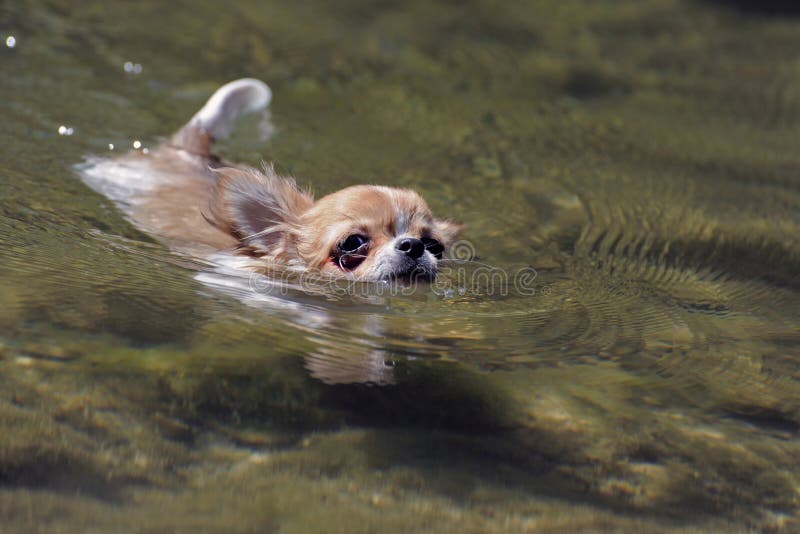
[2,0,800,531]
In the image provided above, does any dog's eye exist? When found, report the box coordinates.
[340,234,368,252]
[421,237,444,259]
[334,234,369,271]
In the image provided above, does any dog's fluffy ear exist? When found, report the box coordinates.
[208,166,314,252]
[433,219,464,246]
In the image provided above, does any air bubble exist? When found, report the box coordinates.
[124,61,143,74]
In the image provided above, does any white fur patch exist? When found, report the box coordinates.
[77,155,166,208]
[394,207,409,235]
[189,78,272,140]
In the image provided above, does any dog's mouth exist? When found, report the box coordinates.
[383,265,436,284]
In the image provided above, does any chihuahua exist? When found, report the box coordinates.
[81,79,461,282]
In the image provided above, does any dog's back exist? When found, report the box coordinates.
[78,79,272,255]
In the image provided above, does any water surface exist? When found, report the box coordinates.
[1,0,800,531]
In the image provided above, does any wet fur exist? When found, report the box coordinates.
[82,79,461,281]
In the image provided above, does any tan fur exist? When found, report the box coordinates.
[98,77,460,281]
[206,168,462,280]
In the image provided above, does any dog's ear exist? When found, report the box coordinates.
[433,219,464,246]
[208,166,314,252]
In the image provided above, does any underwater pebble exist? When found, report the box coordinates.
[228,453,272,479]
[18,343,75,361]
[58,125,75,136]
[247,452,269,465]
[133,453,150,468]
[132,140,142,149]
[5,35,16,48]
[15,356,34,367]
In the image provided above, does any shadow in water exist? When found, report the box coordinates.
[316,361,518,431]
[703,0,800,15]
[174,356,792,525]
[0,456,137,504]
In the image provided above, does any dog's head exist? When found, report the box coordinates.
[208,166,462,281]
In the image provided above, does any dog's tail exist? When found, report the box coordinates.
[170,78,272,157]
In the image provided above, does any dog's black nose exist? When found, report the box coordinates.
[396,237,424,259]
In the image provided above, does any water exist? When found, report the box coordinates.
[2,0,799,531]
